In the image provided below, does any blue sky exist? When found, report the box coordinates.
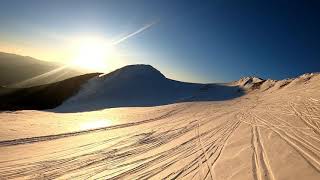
[0,0,320,82]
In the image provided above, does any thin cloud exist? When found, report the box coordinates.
[112,21,157,45]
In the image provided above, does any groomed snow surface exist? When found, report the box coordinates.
[0,72,320,179]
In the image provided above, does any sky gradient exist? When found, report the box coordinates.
[0,0,320,82]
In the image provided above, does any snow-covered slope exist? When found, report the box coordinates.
[1,64,317,113]
[233,73,319,92]
[55,65,243,112]
[0,72,319,179]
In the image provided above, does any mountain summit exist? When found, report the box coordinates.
[101,64,166,80]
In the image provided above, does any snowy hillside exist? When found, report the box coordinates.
[55,65,243,112]
[0,71,319,179]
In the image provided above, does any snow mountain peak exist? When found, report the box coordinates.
[100,64,166,80]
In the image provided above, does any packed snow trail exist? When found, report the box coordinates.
[0,74,320,179]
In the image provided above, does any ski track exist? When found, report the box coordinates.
[1,88,320,179]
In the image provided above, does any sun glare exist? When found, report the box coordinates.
[79,119,112,131]
[70,37,114,72]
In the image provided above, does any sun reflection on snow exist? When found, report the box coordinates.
[79,119,112,130]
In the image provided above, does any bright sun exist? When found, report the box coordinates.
[70,37,114,72]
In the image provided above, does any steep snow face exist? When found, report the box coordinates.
[56,65,243,112]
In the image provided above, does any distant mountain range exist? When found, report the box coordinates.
[0,62,318,112]
[0,52,84,87]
